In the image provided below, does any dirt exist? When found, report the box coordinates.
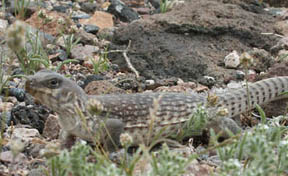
[108,0,278,84]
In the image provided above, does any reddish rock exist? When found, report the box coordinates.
[265,61,288,77]
[79,11,114,30]
[26,9,74,36]
[0,151,26,163]
[71,44,99,61]
[85,80,126,95]
[42,114,60,140]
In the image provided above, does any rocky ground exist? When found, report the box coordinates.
[1,0,288,175]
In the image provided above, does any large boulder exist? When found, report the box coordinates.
[109,0,277,83]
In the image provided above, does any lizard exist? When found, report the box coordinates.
[25,70,288,150]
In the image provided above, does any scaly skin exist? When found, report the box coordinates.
[25,70,288,148]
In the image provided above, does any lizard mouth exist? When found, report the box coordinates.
[25,77,55,107]
[25,79,35,95]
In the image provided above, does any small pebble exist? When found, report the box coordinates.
[224,50,240,68]
[8,88,26,102]
[201,76,216,87]
[235,70,245,80]
[84,24,99,35]
[145,80,155,86]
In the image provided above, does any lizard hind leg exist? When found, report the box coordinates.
[99,118,125,152]
[59,130,77,149]
[206,117,242,139]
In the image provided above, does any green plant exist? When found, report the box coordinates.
[212,104,288,176]
[217,122,288,175]
[1,0,5,12]
[7,21,50,74]
[240,52,254,113]
[91,49,110,74]
[175,105,209,140]
[150,143,192,176]
[0,46,26,92]
[47,143,124,176]
[0,49,7,93]
[160,0,173,13]
[14,0,30,20]
[46,141,197,176]
[63,34,80,57]
[0,50,7,154]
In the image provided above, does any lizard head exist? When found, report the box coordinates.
[25,70,87,113]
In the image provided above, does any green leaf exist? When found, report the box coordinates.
[255,104,266,124]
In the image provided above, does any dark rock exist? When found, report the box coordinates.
[11,105,50,134]
[4,12,16,24]
[76,23,82,28]
[199,76,216,87]
[71,13,91,20]
[24,93,36,106]
[111,76,145,91]
[148,0,160,9]
[235,70,245,80]
[109,0,277,83]
[111,64,120,72]
[75,29,97,45]
[265,0,288,7]
[81,74,104,89]
[53,5,70,13]
[1,88,26,102]
[7,88,26,102]
[108,0,140,22]
[84,24,99,35]
[80,2,99,14]
[12,68,24,75]
[57,49,68,61]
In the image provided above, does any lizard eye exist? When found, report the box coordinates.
[47,78,60,89]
